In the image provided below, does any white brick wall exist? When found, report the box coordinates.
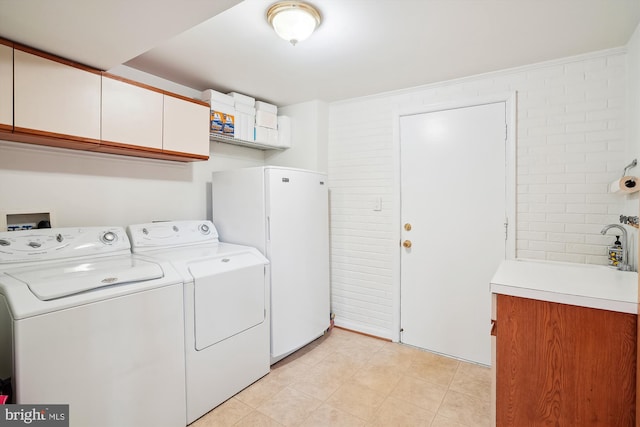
[328,48,633,339]
[516,54,628,265]
[626,24,640,268]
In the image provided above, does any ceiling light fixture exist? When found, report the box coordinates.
[267,1,321,46]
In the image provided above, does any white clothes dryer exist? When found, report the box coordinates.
[0,227,186,427]
[127,220,270,424]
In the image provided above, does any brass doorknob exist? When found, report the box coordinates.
[404,223,412,231]
[402,240,412,248]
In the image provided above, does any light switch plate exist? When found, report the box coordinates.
[373,197,382,211]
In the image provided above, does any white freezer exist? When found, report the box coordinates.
[212,166,330,362]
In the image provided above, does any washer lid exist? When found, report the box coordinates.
[5,256,164,301]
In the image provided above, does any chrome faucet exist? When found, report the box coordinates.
[600,224,631,271]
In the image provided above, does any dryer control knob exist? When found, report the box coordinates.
[101,231,117,244]
[199,224,210,234]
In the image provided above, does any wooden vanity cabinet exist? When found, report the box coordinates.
[13,47,101,148]
[0,40,12,131]
[495,294,636,426]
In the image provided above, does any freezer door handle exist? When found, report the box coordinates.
[267,216,271,241]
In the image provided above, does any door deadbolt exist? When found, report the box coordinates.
[402,240,412,248]
[404,223,412,231]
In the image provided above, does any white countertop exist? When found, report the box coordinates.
[490,259,638,314]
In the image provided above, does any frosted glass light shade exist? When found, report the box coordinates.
[267,2,321,46]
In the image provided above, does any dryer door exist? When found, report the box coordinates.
[189,253,266,350]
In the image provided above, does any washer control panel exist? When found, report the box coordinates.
[100,231,118,245]
[0,227,131,264]
[127,220,219,252]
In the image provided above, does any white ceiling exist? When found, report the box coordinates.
[1,0,639,106]
[0,0,242,69]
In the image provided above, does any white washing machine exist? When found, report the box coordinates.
[127,220,270,424]
[0,226,186,427]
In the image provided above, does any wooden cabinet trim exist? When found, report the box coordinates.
[165,91,209,107]
[102,72,166,95]
[2,37,210,162]
[13,43,102,75]
[96,140,207,162]
[6,128,100,151]
[161,148,209,161]
[14,127,101,145]
[102,72,208,107]
[99,139,165,153]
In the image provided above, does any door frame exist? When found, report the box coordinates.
[391,92,517,343]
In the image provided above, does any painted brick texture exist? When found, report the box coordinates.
[328,49,631,339]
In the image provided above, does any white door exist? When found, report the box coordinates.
[399,102,507,365]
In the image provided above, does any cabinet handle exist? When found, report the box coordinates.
[490,319,497,336]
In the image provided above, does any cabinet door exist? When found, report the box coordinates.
[496,294,636,426]
[163,94,209,157]
[0,42,12,130]
[101,76,163,150]
[14,49,101,141]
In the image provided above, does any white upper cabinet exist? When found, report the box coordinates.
[163,94,210,157]
[3,39,208,162]
[101,75,163,150]
[14,49,101,141]
[0,42,12,130]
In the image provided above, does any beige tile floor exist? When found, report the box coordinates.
[191,327,491,427]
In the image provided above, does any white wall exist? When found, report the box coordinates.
[0,139,264,228]
[626,24,640,255]
[265,100,329,173]
[328,44,636,339]
[0,65,267,229]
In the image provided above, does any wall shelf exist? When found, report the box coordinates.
[209,133,285,151]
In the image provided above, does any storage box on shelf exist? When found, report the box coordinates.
[254,100,278,146]
[234,103,255,141]
[202,89,290,150]
[202,89,236,138]
[228,91,256,142]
